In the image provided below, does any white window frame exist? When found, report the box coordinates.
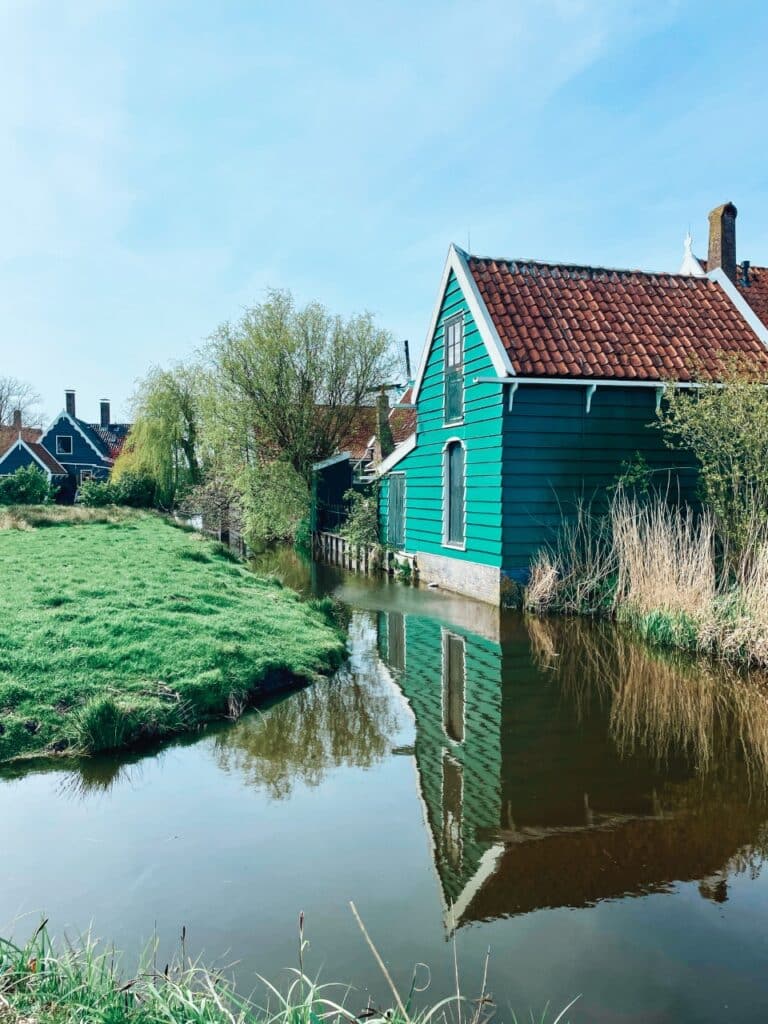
[80,469,94,483]
[443,313,465,425]
[55,435,73,456]
[442,437,466,550]
[441,629,466,745]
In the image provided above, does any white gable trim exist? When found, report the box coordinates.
[312,451,352,472]
[707,268,768,348]
[411,244,514,405]
[375,434,416,476]
[0,438,56,479]
[41,410,109,462]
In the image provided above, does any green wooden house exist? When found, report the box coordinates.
[377,221,768,603]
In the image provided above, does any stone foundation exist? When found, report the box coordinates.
[416,550,502,605]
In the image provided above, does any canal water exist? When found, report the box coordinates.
[4,552,768,1021]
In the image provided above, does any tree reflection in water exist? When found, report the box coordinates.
[211,614,403,799]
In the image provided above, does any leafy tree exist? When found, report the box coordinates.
[0,377,42,426]
[201,289,396,546]
[0,466,55,505]
[659,364,768,554]
[207,289,396,484]
[115,364,204,508]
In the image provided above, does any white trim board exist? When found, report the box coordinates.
[410,244,514,406]
[707,267,768,348]
[312,451,352,472]
[0,438,62,479]
[375,434,416,476]
[40,410,109,462]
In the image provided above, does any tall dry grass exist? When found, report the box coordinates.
[525,492,768,670]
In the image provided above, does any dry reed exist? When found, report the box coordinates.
[525,492,768,670]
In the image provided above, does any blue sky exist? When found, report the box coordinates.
[2,1,767,422]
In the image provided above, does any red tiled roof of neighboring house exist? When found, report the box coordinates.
[91,423,131,460]
[0,426,42,457]
[339,407,377,461]
[737,266,768,325]
[389,391,416,443]
[689,255,768,331]
[467,257,768,382]
[26,442,68,476]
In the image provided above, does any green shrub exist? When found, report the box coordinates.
[78,472,157,509]
[340,486,380,547]
[0,466,55,505]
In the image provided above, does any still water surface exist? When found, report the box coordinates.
[4,553,768,1021]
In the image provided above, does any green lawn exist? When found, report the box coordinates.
[0,510,345,762]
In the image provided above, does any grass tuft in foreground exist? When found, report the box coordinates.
[0,919,580,1024]
[0,509,345,762]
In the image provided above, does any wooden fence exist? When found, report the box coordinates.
[312,531,417,580]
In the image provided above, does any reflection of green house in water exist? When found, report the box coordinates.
[377,607,768,930]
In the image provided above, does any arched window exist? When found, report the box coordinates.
[444,440,465,546]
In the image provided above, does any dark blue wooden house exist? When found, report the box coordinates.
[0,391,130,501]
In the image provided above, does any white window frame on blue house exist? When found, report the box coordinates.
[56,435,73,455]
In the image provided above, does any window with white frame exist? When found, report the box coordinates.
[80,469,93,483]
[56,435,73,455]
[444,315,464,423]
[444,440,465,546]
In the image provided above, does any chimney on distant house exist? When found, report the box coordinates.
[376,388,395,462]
[65,390,76,418]
[100,400,111,428]
[708,202,738,282]
[12,409,21,431]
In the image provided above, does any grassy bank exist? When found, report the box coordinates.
[0,508,345,762]
[0,923,579,1024]
[525,494,768,670]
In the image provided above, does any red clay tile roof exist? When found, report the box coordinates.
[26,442,68,476]
[737,265,768,325]
[339,407,377,461]
[694,257,768,325]
[0,426,42,457]
[91,423,131,459]
[467,257,768,382]
[389,388,416,443]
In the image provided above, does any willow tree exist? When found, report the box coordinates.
[114,364,204,508]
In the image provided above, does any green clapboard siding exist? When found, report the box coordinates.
[501,385,698,580]
[378,265,701,589]
[379,270,504,566]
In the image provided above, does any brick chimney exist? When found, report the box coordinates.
[708,202,737,282]
[65,390,76,418]
[100,400,110,428]
[375,389,395,462]
[12,409,21,431]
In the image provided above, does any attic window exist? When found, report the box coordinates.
[55,435,73,455]
[444,314,464,423]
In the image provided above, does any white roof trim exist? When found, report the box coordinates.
[41,410,109,461]
[0,438,59,478]
[411,244,514,405]
[444,842,506,934]
[375,434,416,476]
[312,451,352,472]
[707,267,768,348]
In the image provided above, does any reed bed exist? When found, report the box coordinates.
[525,493,768,670]
[0,919,579,1024]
